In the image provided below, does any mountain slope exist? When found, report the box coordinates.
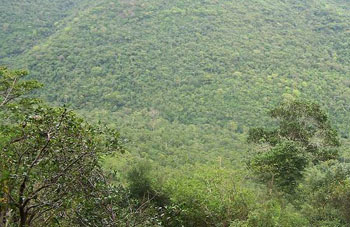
[0,0,91,60]
[2,0,350,165]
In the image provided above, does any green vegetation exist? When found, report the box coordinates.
[1,67,350,226]
[0,0,90,60]
[0,67,122,226]
[1,0,350,226]
[248,100,340,193]
[2,0,350,166]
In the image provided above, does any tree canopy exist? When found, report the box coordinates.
[248,100,340,193]
[0,67,124,226]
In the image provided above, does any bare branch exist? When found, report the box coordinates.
[0,77,17,107]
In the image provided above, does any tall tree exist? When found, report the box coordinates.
[248,100,340,193]
[0,67,123,226]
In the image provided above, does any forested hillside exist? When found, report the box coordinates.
[1,0,350,226]
[0,0,94,59]
[2,0,350,166]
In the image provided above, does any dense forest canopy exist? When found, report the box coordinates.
[2,0,350,167]
[1,0,350,226]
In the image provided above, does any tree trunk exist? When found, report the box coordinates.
[19,207,26,227]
